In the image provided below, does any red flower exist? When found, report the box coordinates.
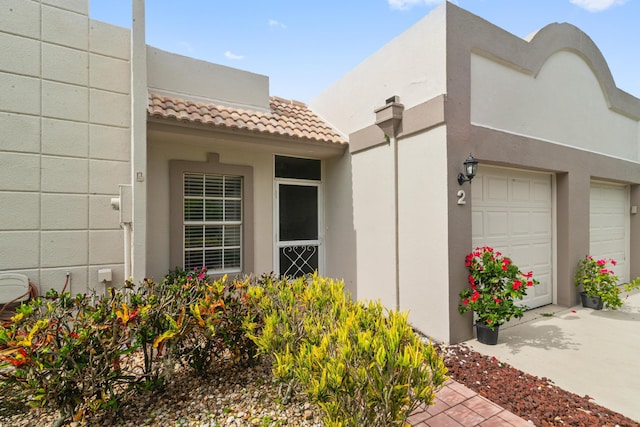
[597,259,606,266]
[611,259,617,266]
[494,298,502,304]
[468,275,475,285]
[526,281,533,287]
[462,299,469,306]
[523,271,533,278]
[471,291,481,302]
[512,280,522,290]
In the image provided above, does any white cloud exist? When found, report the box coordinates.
[268,19,287,29]
[388,0,443,10]
[569,0,628,12]
[224,51,244,60]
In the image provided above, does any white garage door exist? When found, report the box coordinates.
[472,166,553,309]
[590,182,629,282]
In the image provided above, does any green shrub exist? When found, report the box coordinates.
[0,290,134,425]
[0,268,261,425]
[246,273,448,426]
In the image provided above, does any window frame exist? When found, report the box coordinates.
[170,153,253,276]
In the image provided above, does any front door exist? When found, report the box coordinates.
[274,155,323,277]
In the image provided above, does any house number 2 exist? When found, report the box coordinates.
[457,190,466,205]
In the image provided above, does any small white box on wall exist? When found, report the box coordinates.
[98,268,112,283]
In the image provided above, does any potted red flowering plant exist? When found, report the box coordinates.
[574,255,640,310]
[458,246,538,344]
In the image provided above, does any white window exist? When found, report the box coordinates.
[183,173,242,273]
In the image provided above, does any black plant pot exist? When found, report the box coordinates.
[476,322,499,345]
[580,291,603,310]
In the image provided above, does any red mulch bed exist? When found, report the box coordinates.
[438,344,639,427]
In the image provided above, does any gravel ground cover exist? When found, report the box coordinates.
[2,344,639,426]
[0,356,322,427]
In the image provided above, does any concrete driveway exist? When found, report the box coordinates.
[465,289,640,422]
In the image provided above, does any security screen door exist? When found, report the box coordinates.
[274,156,322,277]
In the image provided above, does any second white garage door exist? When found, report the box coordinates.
[590,182,629,282]
[472,166,553,309]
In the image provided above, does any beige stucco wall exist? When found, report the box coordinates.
[398,125,450,342]
[0,0,131,295]
[147,132,273,280]
[448,5,640,342]
[471,51,639,161]
[146,125,347,282]
[312,2,640,344]
[310,2,449,338]
[310,2,447,136]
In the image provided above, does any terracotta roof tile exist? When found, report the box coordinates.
[148,93,346,145]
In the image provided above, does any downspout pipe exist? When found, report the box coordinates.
[374,97,404,311]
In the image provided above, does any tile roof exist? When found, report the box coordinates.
[148,93,346,146]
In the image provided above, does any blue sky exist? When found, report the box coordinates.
[90,0,639,103]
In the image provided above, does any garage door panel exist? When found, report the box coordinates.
[530,212,551,234]
[511,242,550,268]
[590,182,629,282]
[487,176,508,201]
[473,167,553,308]
[533,181,552,202]
[531,272,551,298]
[510,212,531,235]
[510,211,550,235]
[471,212,484,238]
[486,211,509,237]
[511,179,531,201]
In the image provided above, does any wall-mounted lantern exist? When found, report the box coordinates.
[457,154,478,185]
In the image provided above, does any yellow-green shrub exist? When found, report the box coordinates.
[246,273,448,426]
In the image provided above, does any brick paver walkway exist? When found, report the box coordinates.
[409,380,532,426]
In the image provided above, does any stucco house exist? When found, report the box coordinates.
[2,0,639,343]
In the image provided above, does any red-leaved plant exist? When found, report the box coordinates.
[458,246,539,330]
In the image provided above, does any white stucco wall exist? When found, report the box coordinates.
[147,47,270,112]
[324,154,358,297]
[471,51,639,161]
[0,0,131,295]
[350,144,397,310]
[397,126,450,342]
[310,3,447,136]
